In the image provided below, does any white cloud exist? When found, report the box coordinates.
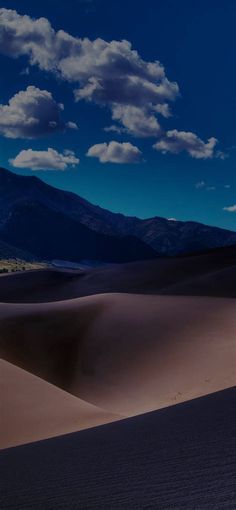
[66,121,79,130]
[87,141,142,163]
[216,150,227,160]
[0,86,77,139]
[20,66,30,76]
[223,204,236,212]
[195,181,206,189]
[10,148,80,170]
[104,125,127,134]
[153,130,218,159]
[195,181,216,190]
[111,104,162,138]
[73,72,177,107]
[0,8,178,137]
[0,8,222,149]
[153,103,172,118]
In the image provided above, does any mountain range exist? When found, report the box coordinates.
[1,166,236,263]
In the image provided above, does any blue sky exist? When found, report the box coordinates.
[0,0,236,229]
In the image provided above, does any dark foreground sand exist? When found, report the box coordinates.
[1,293,236,416]
[1,388,236,509]
[0,359,120,449]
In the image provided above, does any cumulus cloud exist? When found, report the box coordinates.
[223,204,236,212]
[111,104,162,138]
[0,8,222,149]
[0,8,178,137]
[153,103,172,118]
[153,130,218,159]
[10,148,79,170]
[87,141,142,163]
[0,86,78,139]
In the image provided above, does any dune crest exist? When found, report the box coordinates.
[2,388,236,509]
[0,359,121,449]
[0,293,236,416]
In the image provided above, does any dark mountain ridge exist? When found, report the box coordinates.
[0,167,236,261]
[1,200,155,263]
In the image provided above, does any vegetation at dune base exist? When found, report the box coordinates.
[0,259,49,273]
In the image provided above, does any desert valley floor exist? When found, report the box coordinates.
[1,249,236,508]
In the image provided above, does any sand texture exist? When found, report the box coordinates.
[0,293,236,416]
[1,388,236,509]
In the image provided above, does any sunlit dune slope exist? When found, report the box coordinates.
[0,293,235,415]
[0,358,120,449]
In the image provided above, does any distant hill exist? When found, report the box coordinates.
[0,168,155,263]
[0,167,236,261]
[0,239,35,261]
[1,200,155,263]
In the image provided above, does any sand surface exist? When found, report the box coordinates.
[1,255,236,448]
[0,359,120,449]
[1,261,236,508]
[1,247,236,303]
[1,387,236,509]
[1,293,236,416]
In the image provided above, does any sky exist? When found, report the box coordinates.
[0,0,236,230]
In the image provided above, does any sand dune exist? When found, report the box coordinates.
[1,246,236,303]
[0,359,120,449]
[0,268,83,303]
[162,263,236,297]
[1,293,236,415]
[1,387,236,509]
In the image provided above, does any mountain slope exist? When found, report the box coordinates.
[0,201,155,263]
[1,167,236,257]
[0,239,35,261]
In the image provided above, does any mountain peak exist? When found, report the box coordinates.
[0,166,235,260]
